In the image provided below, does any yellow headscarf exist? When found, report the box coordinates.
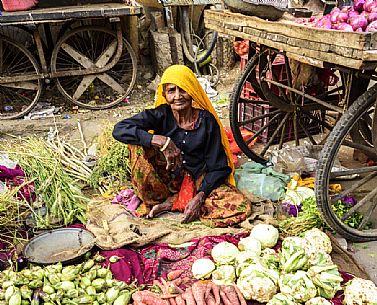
[154,65,235,185]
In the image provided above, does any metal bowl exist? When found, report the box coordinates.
[222,0,287,20]
[23,228,96,264]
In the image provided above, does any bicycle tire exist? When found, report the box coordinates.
[315,83,377,241]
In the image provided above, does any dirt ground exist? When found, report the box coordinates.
[0,64,240,146]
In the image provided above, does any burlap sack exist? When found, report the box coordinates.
[86,202,172,249]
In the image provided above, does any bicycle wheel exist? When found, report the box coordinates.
[0,36,42,120]
[315,83,377,241]
[51,26,137,109]
[230,46,345,163]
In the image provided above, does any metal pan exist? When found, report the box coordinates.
[23,228,96,264]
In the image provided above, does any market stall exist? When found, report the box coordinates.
[204,3,377,242]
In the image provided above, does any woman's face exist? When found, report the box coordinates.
[164,84,192,112]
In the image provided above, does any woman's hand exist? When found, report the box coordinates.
[151,135,182,171]
[182,191,205,223]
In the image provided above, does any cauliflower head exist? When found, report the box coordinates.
[305,297,332,305]
[267,293,299,305]
[279,270,317,302]
[211,242,239,265]
[343,277,377,305]
[237,275,278,303]
[303,229,332,264]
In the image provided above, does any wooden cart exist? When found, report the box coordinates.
[0,3,142,119]
[205,9,377,241]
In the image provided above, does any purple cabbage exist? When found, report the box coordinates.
[282,201,302,217]
[341,195,357,206]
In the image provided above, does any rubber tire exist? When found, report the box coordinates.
[0,36,42,120]
[229,53,267,164]
[315,83,377,242]
[51,26,137,110]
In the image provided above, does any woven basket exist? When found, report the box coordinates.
[223,0,287,20]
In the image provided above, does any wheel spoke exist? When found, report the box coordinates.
[358,199,377,229]
[61,43,94,68]
[261,112,289,156]
[237,109,280,126]
[97,73,125,95]
[245,113,281,145]
[298,116,317,145]
[332,171,377,201]
[331,165,377,178]
[73,75,96,101]
[341,187,377,221]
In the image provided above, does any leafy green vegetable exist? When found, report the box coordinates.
[332,200,371,229]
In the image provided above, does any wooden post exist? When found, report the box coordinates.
[122,15,140,60]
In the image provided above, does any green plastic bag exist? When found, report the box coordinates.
[235,162,290,201]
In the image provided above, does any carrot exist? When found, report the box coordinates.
[206,282,221,305]
[168,283,185,295]
[167,270,185,281]
[160,294,180,299]
[192,281,206,305]
[206,294,217,305]
[175,295,185,305]
[161,278,170,292]
[169,297,177,305]
[172,277,183,286]
[204,282,211,300]
[182,288,196,305]
[219,287,232,305]
[222,286,240,305]
[233,284,247,305]
[132,291,170,305]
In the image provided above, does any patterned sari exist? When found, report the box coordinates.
[129,145,251,228]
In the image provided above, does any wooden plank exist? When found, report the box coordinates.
[205,18,377,70]
[204,10,376,51]
[0,3,142,25]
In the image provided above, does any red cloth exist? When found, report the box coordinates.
[139,233,248,284]
[100,249,144,285]
[172,173,196,212]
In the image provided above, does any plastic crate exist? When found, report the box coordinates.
[240,54,287,99]
[238,52,322,144]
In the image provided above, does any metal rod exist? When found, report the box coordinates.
[358,199,377,229]
[331,165,377,177]
[0,22,124,84]
[260,77,344,113]
[237,109,280,126]
[333,171,377,200]
[261,113,289,156]
[245,113,281,145]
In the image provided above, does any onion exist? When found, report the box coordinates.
[337,11,349,22]
[364,0,377,12]
[337,23,354,31]
[330,8,341,23]
[315,16,332,29]
[368,12,377,22]
[348,10,360,18]
[355,27,364,32]
[349,15,368,30]
[366,20,377,31]
[354,0,365,12]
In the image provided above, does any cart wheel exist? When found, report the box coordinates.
[230,47,344,163]
[316,83,377,241]
[0,36,43,120]
[51,26,137,110]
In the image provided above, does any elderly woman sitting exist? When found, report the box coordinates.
[113,65,250,227]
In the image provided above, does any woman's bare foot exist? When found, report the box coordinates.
[147,197,174,219]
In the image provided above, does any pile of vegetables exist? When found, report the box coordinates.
[1,138,88,229]
[0,185,29,248]
[89,124,131,194]
[189,225,348,304]
[0,255,139,305]
[279,197,324,237]
[307,0,377,32]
